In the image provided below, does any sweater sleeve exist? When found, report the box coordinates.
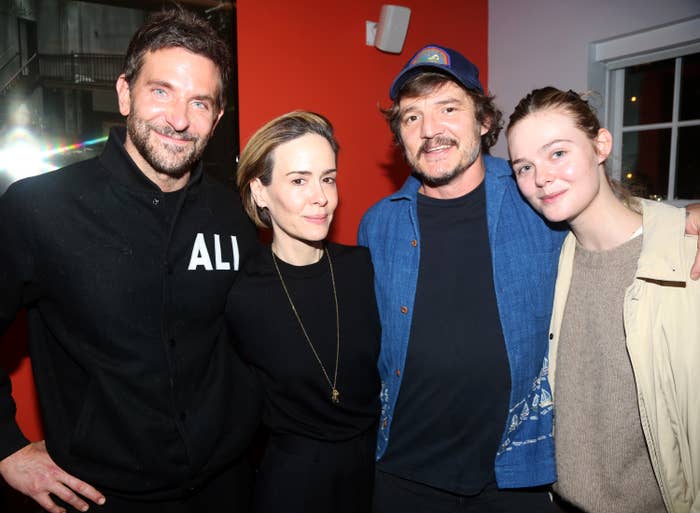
[0,183,34,459]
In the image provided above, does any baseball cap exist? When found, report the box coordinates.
[389,44,484,100]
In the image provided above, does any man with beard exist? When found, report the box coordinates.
[361,44,700,512]
[0,9,259,513]
[358,44,566,511]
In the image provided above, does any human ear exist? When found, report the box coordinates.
[116,74,131,116]
[594,128,613,163]
[250,178,268,209]
[479,116,491,136]
[212,107,224,130]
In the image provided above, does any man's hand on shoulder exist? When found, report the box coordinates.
[686,203,700,280]
[0,441,105,513]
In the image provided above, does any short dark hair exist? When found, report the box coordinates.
[382,71,503,154]
[122,8,231,109]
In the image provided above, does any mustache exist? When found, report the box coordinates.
[150,124,198,142]
[417,136,457,157]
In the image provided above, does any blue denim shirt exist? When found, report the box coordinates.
[358,155,567,488]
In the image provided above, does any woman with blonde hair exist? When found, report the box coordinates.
[506,87,699,513]
[227,110,380,512]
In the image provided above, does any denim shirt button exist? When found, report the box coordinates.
[410,239,417,247]
[395,368,401,377]
[400,306,408,314]
[382,419,388,429]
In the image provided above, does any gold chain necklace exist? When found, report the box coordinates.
[271,246,341,404]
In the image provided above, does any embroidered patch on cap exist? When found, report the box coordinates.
[409,46,451,67]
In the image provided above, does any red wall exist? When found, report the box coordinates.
[237,0,489,244]
[2,311,43,442]
[7,0,488,446]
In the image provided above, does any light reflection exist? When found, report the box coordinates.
[0,127,54,184]
[0,127,107,194]
[43,136,109,158]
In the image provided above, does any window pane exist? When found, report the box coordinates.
[676,126,700,199]
[623,58,674,126]
[621,129,671,200]
[680,52,700,121]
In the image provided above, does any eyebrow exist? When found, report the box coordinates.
[511,138,574,166]
[541,138,573,151]
[285,168,337,176]
[400,96,462,115]
[434,97,462,106]
[191,94,216,105]
[146,79,173,90]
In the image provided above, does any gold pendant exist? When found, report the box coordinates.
[331,388,340,404]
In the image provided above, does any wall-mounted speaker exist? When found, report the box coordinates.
[373,5,411,54]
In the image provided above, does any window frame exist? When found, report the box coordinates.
[588,16,700,205]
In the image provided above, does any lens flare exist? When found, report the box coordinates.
[0,128,108,186]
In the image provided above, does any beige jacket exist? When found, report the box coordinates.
[548,200,699,513]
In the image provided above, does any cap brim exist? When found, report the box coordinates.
[389,64,483,100]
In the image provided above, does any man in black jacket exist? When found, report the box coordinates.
[0,9,260,513]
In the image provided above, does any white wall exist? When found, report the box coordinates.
[488,0,700,159]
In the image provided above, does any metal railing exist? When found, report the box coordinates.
[1,52,123,97]
[0,52,20,85]
[39,53,123,86]
[0,45,19,66]
[0,53,36,95]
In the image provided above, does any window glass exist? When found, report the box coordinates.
[621,129,671,200]
[680,53,700,121]
[623,58,674,126]
[676,125,700,199]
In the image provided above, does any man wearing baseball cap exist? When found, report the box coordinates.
[358,44,563,511]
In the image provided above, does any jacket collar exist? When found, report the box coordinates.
[388,174,421,201]
[99,126,204,193]
[483,155,513,245]
[636,199,689,283]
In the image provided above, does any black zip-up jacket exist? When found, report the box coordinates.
[0,128,261,499]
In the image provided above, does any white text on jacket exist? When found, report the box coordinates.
[188,233,240,271]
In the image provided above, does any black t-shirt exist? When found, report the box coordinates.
[379,181,511,494]
[226,242,381,441]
